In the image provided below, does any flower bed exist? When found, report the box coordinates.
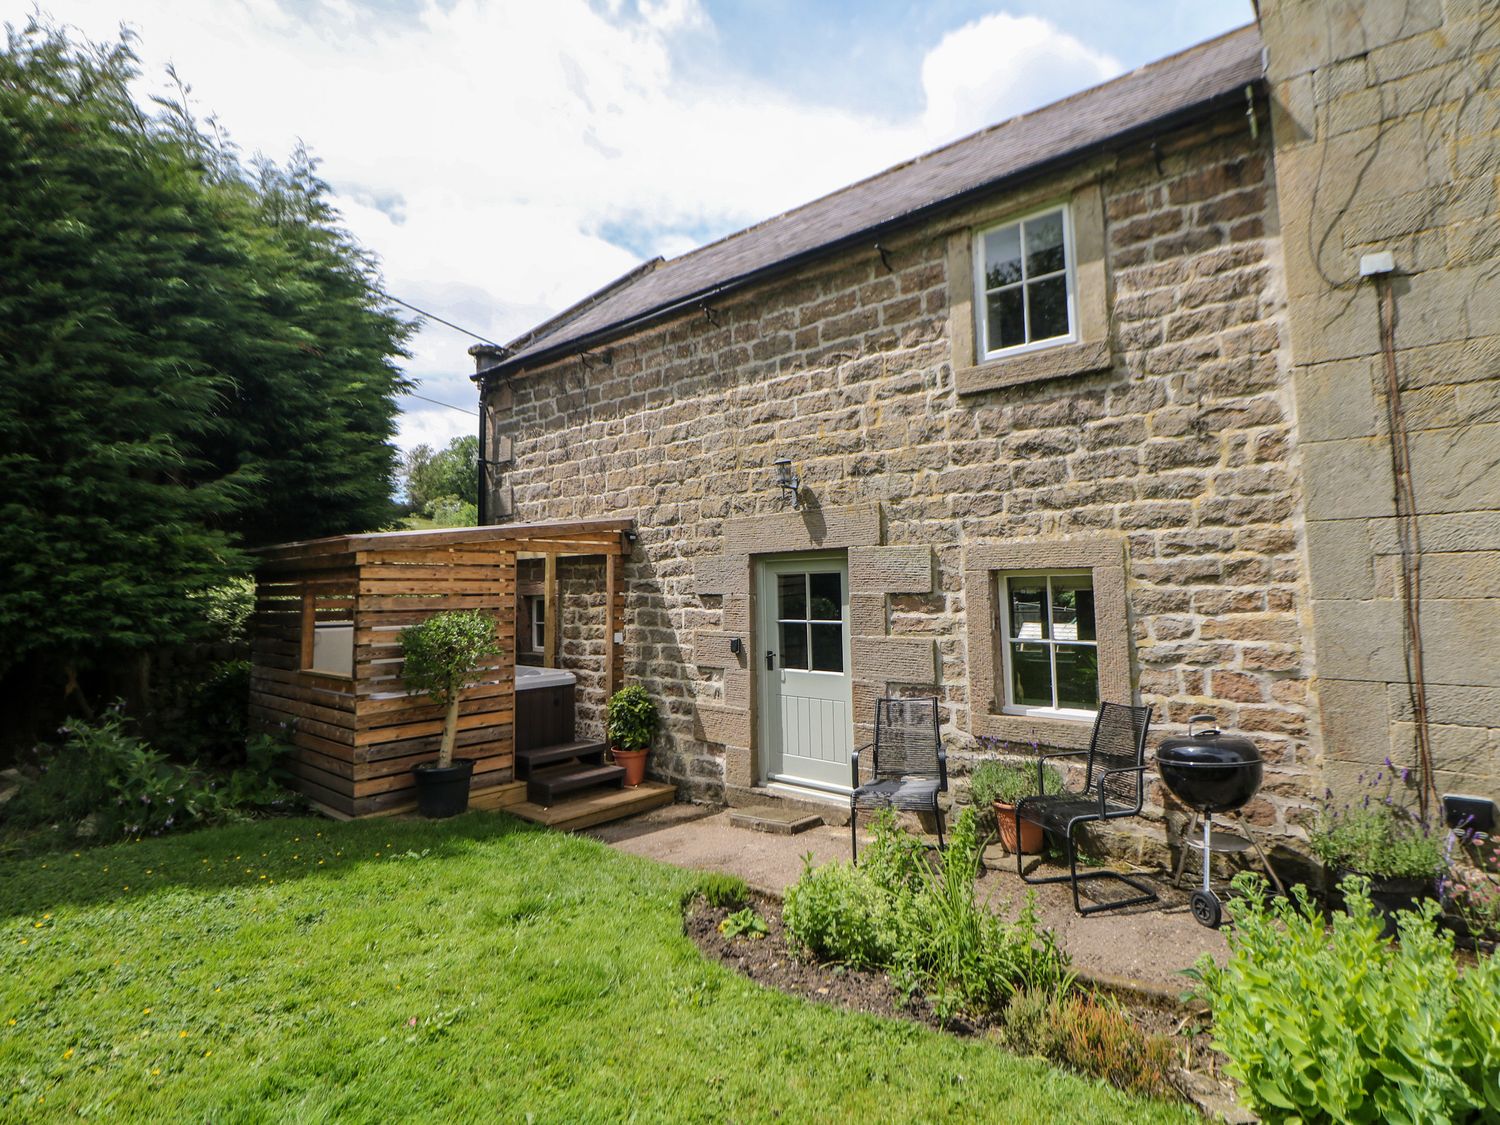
[684,810,1226,1108]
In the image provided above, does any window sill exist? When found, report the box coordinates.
[955,338,1111,396]
[1001,706,1097,723]
[975,710,1099,750]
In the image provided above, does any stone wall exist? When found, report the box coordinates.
[481,106,1324,844]
[1259,0,1500,805]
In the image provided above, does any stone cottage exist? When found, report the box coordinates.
[468,1,1500,857]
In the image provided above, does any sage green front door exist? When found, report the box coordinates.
[757,556,853,792]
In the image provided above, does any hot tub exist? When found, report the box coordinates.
[515,665,577,751]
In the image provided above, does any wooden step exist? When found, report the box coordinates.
[515,739,606,779]
[508,780,677,831]
[526,762,626,806]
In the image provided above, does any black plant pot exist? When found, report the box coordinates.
[413,759,475,818]
[1331,869,1437,938]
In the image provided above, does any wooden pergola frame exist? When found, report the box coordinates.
[250,518,632,818]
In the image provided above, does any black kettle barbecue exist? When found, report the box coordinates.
[1156,714,1278,928]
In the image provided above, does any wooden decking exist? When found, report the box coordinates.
[504,781,676,832]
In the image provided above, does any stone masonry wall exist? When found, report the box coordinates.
[1259,0,1500,805]
[483,106,1324,852]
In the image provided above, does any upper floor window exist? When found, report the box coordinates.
[997,570,1097,717]
[973,205,1075,359]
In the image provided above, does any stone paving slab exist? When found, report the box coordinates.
[584,804,1229,994]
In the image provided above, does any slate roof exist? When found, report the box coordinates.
[479,23,1264,377]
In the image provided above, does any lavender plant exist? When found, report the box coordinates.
[1309,758,1446,881]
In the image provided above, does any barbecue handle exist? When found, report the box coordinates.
[1187,713,1220,737]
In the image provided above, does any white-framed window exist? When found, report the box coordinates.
[973,204,1076,360]
[996,570,1098,718]
[524,595,546,653]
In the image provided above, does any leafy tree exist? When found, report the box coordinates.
[399,611,500,768]
[0,20,412,717]
[401,434,479,514]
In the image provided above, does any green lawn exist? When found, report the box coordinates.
[0,814,1194,1121]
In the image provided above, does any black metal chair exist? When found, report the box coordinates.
[850,697,946,862]
[1013,702,1158,915]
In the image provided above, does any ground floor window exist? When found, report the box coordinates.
[524,594,546,654]
[964,536,1128,748]
[998,570,1098,716]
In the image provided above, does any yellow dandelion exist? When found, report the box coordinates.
[293,837,300,842]
[33,922,41,929]
[62,1048,73,1060]
[179,1030,188,1039]
[203,1050,212,1057]
[43,914,51,920]
[123,885,130,890]
[143,1007,152,1015]
[317,860,324,866]
[152,1068,160,1076]
[215,987,221,993]
[7,1018,16,1026]
[259,875,266,881]
[19,939,27,945]
[40,863,47,869]
[146,869,152,874]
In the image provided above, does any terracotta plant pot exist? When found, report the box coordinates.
[612,746,648,787]
[994,800,1045,854]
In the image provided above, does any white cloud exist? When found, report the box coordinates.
[32,1,1127,454]
[920,12,1122,141]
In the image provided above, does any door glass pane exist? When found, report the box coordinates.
[808,572,841,621]
[1010,643,1053,708]
[1049,575,1095,642]
[987,288,1024,351]
[1024,211,1065,276]
[1008,581,1048,640]
[1054,645,1099,710]
[1027,275,1069,341]
[780,621,808,670]
[983,224,1022,287]
[777,573,806,621]
[810,623,843,672]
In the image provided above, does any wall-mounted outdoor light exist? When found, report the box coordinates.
[773,458,801,510]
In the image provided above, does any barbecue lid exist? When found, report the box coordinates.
[1157,714,1261,764]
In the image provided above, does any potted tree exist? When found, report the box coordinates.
[400,610,501,818]
[969,758,1064,855]
[1309,758,1447,935]
[606,684,658,787]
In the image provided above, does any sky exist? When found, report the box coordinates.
[16,0,1253,454]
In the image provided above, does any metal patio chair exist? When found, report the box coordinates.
[850,696,946,862]
[1013,702,1158,915]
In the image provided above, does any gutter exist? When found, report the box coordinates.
[473,77,1266,387]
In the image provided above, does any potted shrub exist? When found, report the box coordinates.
[1309,758,1446,934]
[400,610,500,818]
[969,758,1064,855]
[606,684,658,786]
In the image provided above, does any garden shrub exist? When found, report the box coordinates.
[1187,872,1500,1123]
[783,853,899,969]
[783,807,1072,1017]
[995,989,1177,1099]
[3,707,298,848]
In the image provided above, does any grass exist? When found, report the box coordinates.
[0,814,1195,1121]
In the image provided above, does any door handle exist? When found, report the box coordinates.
[765,650,775,670]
